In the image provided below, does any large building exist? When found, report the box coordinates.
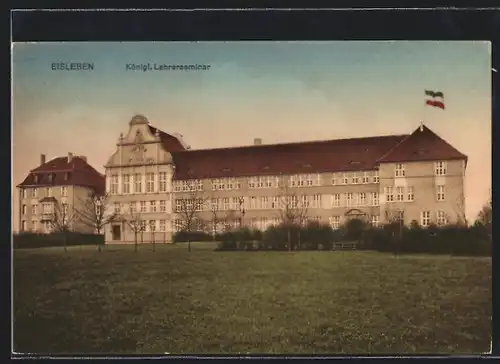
[104,114,467,244]
[17,154,105,233]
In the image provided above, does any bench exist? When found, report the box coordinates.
[332,241,358,250]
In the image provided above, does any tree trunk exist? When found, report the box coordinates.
[134,232,138,252]
[188,239,191,252]
[97,227,102,252]
[288,228,292,252]
[153,234,156,252]
[64,232,68,252]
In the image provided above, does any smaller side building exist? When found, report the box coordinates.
[16,153,105,233]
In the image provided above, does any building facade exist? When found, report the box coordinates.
[17,153,105,233]
[104,115,468,244]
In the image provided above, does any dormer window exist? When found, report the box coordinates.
[303,163,312,168]
[64,172,70,181]
[33,174,39,183]
[48,173,54,183]
[222,168,231,173]
[262,166,270,170]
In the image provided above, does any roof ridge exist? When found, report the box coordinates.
[173,133,410,154]
[375,134,413,163]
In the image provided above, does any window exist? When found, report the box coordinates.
[260,196,268,209]
[159,220,166,232]
[435,161,447,176]
[110,175,118,194]
[32,220,38,231]
[352,173,360,184]
[395,163,406,177]
[312,194,321,208]
[212,179,219,191]
[301,195,309,208]
[371,192,379,206]
[173,181,181,192]
[250,196,257,209]
[122,174,130,194]
[407,186,414,201]
[362,172,370,184]
[114,203,120,214]
[42,203,51,213]
[346,193,353,207]
[342,173,349,185]
[21,220,27,232]
[223,198,229,211]
[62,203,69,216]
[150,201,157,212]
[265,176,273,188]
[437,185,445,201]
[22,205,27,215]
[61,186,68,197]
[133,173,142,193]
[247,177,256,189]
[272,196,280,209]
[371,215,379,227]
[22,189,28,199]
[32,188,38,198]
[331,173,338,185]
[290,195,298,208]
[385,187,394,202]
[159,172,167,192]
[140,201,147,213]
[160,200,166,212]
[129,202,137,214]
[149,220,156,232]
[32,204,37,215]
[437,211,448,226]
[332,193,341,207]
[174,219,183,232]
[396,187,404,201]
[175,199,182,212]
[421,211,431,227]
[359,192,367,206]
[329,216,341,229]
[146,173,155,193]
[196,179,203,191]
[373,170,379,183]
[46,188,52,197]
[218,179,225,190]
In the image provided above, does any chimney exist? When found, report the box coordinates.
[253,138,262,146]
[68,152,73,163]
[40,154,46,165]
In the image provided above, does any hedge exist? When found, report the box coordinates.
[214,221,491,256]
[13,232,104,249]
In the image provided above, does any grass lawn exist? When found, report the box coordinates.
[13,242,491,355]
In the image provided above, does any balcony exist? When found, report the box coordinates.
[40,212,55,221]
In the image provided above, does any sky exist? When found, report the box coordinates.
[12,41,491,230]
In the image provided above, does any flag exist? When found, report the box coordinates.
[426,100,445,110]
[425,90,444,98]
[425,90,445,109]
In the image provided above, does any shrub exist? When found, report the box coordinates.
[173,231,213,243]
[13,232,104,249]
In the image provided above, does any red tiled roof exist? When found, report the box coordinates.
[376,125,468,163]
[148,125,186,152]
[17,156,105,194]
[171,135,408,180]
[171,125,467,180]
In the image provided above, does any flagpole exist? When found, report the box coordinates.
[421,94,426,131]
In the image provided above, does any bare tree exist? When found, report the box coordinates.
[48,199,79,252]
[75,191,118,252]
[384,205,405,256]
[175,188,209,252]
[452,191,468,226]
[476,192,492,239]
[122,212,145,252]
[275,174,309,251]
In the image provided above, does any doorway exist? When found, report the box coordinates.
[112,225,121,240]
